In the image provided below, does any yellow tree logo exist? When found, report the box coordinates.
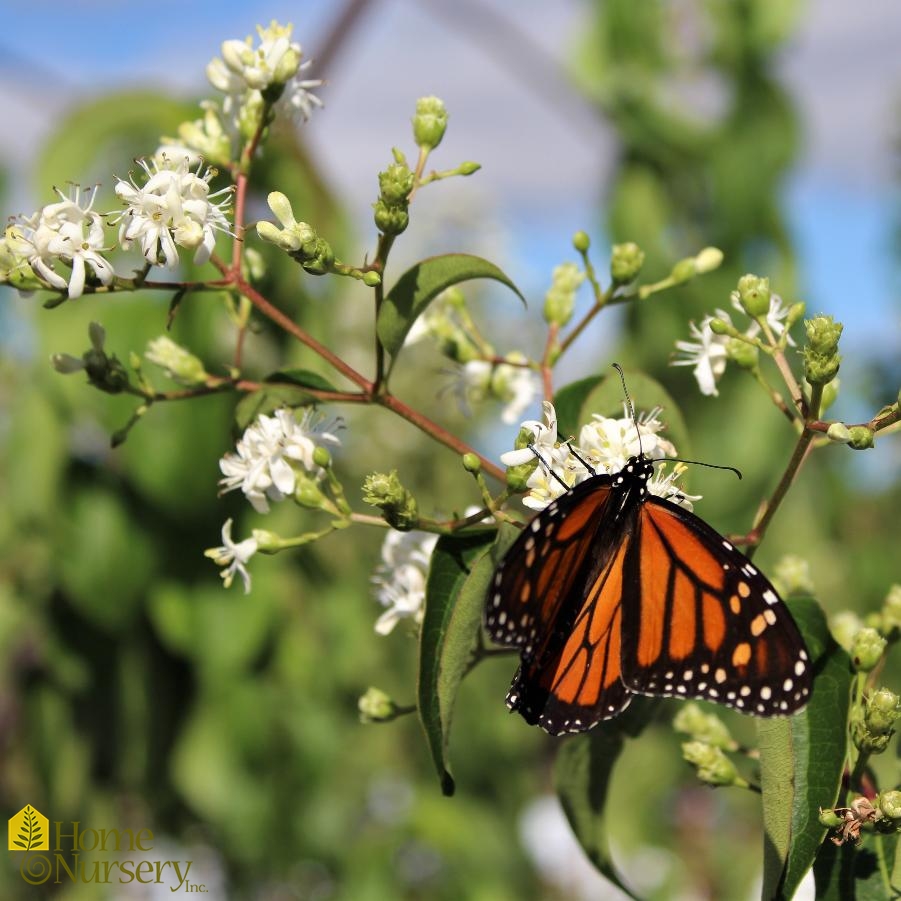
[8,806,49,851]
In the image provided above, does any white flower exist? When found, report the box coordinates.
[500,401,567,467]
[113,155,232,268]
[493,358,541,425]
[672,310,733,397]
[205,518,258,593]
[218,407,341,513]
[13,185,114,299]
[578,405,676,474]
[372,530,439,635]
[648,463,701,511]
[278,59,324,123]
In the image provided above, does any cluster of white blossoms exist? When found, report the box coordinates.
[459,357,541,425]
[1,157,233,301]
[219,407,341,514]
[371,530,440,635]
[672,292,795,396]
[502,401,699,512]
[206,21,323,134]
[113,155,233,268]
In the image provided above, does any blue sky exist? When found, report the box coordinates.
[1,1,898,368]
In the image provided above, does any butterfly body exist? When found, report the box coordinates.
[486,454,812,735]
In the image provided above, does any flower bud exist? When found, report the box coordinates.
[848,426,875,450]
[358,687,399,723]
[251,529,283,552]
[681,741,740,787]
[373,199,409,236]
[458,161,481,175]
[294,474,327,509]
[670,257,698,284]
[462,453,481,474]
[572,231,590,253]
[726,337,758,370]
[805,314,843,355]
[787,302,807,330]
[830,611,864,652]
[313,446,332,469]
[267,191,297,228]
[708,318,732,336]
[88,321,106,352]
[694,247,724,274]
[543,261,584,327]
[826,422,851,443]
[51,353,86,374]
[610,242,645,283]
[770,555,814,598]
[673,703,736,750]
[865,687,901,734]
[819,808,845,829]
[362,470,418,530]
[879,791,901,821]
[362,270,382,287]
[505,462,535,493]
[735,274,771,317]
[145,336,209,386]
[379,163,415,204]
[851,627,887,672]
[412,96,448,151]
[803,346,841,385]
[879,584,901,636]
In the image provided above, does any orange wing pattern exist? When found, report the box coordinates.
[484,454,813,735]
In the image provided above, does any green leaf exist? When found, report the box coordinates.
[554,376,603,438]
[417,528,511,796]
[814,835,900,900]
[554,701,657,901]
[234,385,320,431]
[759,598,851,901]
[266,369,339,392]
[377,253,525,357]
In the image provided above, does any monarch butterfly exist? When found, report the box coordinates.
[485,415,812,736]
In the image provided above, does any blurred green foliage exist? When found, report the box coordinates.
[0,3,898,899]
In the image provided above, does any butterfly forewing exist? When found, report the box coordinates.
[621,499,812,715]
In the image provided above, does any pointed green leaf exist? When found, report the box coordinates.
[760,598,851,901]
[417,526,516,796]
[555,701,657,900]
[377,253,525,356]
[266,369,339,392]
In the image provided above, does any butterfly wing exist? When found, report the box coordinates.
[620,496,812,715]
[486,475,644,735]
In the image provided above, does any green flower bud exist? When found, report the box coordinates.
[851,713,893,754]
[848,426,875,450]
[362,270,382,287]
[880,584,901,635]
[412,96,448,151]
[805,315,843,355]
[362,470,418,530]
[681,741,740,787]
[543,261,585,327]
[313,446,332,469]
[673,703,736,750]
[51,353,86,374]
[851,627,887,671]
[295,474,327,509]
[358,687,399,723]
[462,453,481,474]
[670,257,698,284]
[694,247,724,274]
[256,220,298,251]
[379,163,415,204]
[726,337,758,370]
[879,791,901,821]
[818,808,845,829]
[826,422,851,443]
[610,242,645,284]
[802,346,841,385]
[506,462,535,493]
[865,687,901,734]
[771,555,814,598]
[88,321,106,352]
[458,161,481,175]
[735,274,771,317]
[145,336,209,386]
[572,231,590,253]
[267,191,297,228]
[373,199,409,236]
[708,318,732,336]
[830,611,865,652]
[820,378,840,413]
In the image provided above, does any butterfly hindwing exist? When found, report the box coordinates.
[620,498,812,715]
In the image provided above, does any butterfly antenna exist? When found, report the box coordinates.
[528,443,571,491]
[652,457,743,480]
[612,363,643,457]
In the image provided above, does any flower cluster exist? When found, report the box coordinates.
[671,287,796,397]
[371,530,439,635]
[4,185,114,299]
[218,407,341,513]
[502,401,697,512]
